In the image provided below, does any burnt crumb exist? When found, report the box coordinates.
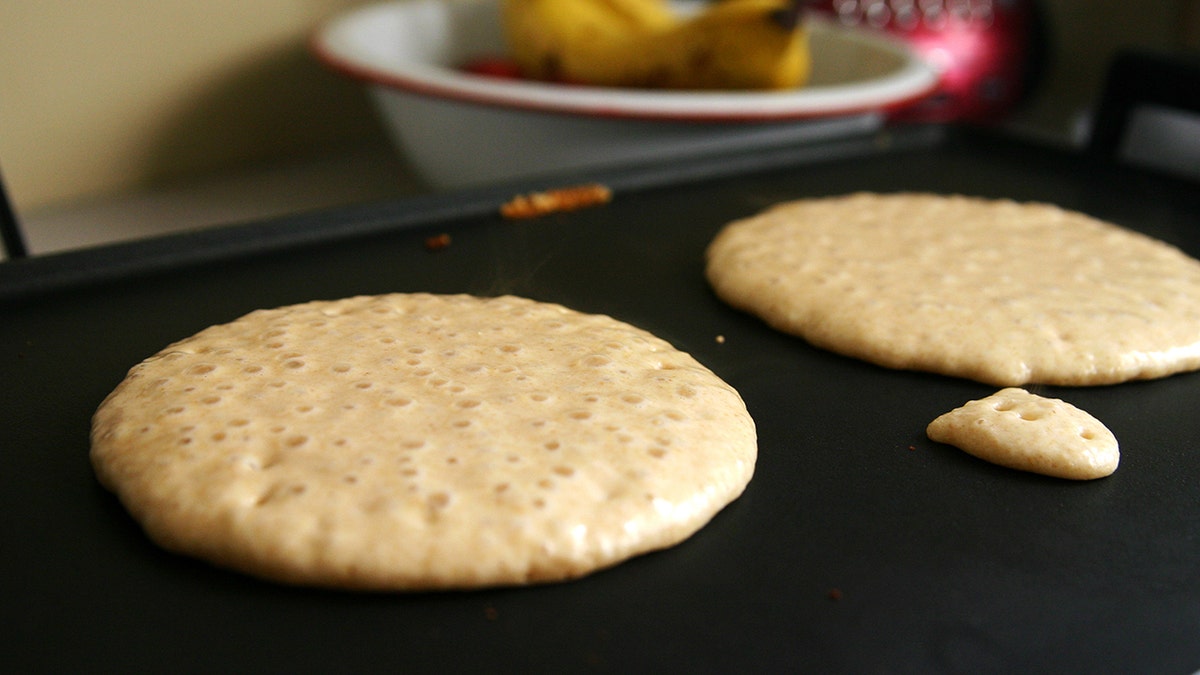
[423,233,452,252]
[500,184,612,219]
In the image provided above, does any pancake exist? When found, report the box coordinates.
[91,293,757,590]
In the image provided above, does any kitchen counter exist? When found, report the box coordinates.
[10,145,419,257]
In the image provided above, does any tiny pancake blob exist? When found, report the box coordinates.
[926,388,1119,480]
[705,192,1200,386]
[90,293,757,591]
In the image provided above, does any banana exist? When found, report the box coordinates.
[600,0,678,30]
[657,0,811,90]
[500,0,811,91]
[501,0,679,86]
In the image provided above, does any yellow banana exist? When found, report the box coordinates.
[501,0,679,86]
[500,0,811,91]
[599,0,678,30]
[655,0,811,90]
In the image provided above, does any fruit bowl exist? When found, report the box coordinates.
[312,0,938,190]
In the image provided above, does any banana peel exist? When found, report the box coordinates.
[501,0,811,91]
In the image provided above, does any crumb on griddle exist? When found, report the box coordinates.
[500,183,612,219]
[423,233,452,252]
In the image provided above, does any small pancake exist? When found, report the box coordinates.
[927,388,1119,480]
[91,294,757,590]
[705,192,1200,386]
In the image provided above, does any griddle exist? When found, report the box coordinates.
[3,127,1199,673]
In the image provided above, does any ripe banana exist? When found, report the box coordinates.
[500,0,811,91]
[501,0,678,87]
[656,0,812,90]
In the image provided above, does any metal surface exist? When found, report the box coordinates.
[3,128,1199,673]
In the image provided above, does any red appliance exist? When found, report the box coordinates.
[808,0,1046,122]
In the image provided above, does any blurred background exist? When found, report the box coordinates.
[2,0,1198,254]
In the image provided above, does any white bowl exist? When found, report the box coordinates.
[313,0,938,190]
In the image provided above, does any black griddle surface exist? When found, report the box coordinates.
[3,129,1199,673]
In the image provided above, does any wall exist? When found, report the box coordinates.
[2,0,1198,216]
[0,0,390,214]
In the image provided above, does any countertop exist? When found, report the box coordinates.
[8,146,419,258]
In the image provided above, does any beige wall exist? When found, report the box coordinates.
[0,0,391,213]
[2,0,1198,215]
